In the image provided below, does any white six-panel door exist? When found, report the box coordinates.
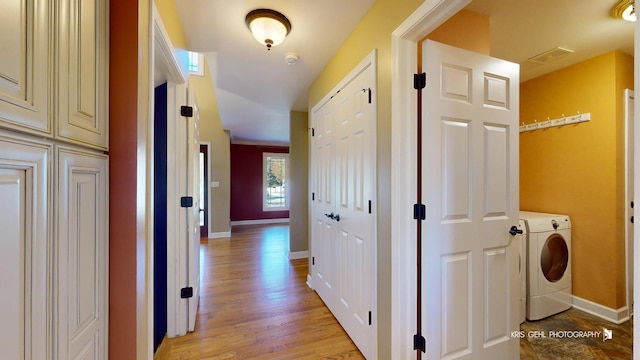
[166,82,201,336]
[422,40,519,360]
[187,87,201,332]
[311,51,377,359]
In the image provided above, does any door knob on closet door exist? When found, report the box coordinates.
[508,225,523,236]
[325,212,335,220]
[334,214,340,222]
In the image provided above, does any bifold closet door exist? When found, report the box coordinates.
[310,51,377,359]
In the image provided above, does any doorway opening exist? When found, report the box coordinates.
[200,143,210,238]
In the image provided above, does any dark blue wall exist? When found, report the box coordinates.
[153,82,168,352]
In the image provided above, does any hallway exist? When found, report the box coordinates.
[158,224,364,359]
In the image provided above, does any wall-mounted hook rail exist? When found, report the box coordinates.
[519,112,590,133]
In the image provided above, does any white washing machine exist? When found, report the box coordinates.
[520,211,572,321]
[517,219,527,324]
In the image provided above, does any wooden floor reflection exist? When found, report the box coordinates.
[157,224,364,359]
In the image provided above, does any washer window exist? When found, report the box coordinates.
[540,234,569,282]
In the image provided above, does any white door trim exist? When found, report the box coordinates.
[625,89,634,320]
[151,3,190,344]
[390,1,472,358]
[634,18,640,358]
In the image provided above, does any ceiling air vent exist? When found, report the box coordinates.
[527,47,574,64]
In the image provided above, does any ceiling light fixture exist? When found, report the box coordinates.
[612,0,636,22]
[245,9,292,50]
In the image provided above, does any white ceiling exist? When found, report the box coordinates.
[173,0,635,145]
[174,0,376,145]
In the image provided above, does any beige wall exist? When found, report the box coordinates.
[189,65,231,234]
[289,111,309,253]
[308,0,422,357]
[155,0,231,234]
[521,51,634,309]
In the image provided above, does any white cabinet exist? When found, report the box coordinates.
[0,0,52,135]
[56,146,108,360]
[0,136,52,360]
[56,0,109,149]
[0,0,109,149]
[0,0,109,358]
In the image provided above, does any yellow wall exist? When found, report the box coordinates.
[421,9,490,59]
[520,51,633,309]
[155,0,231,234]
[190,62,232,234]
[154,0,187,49]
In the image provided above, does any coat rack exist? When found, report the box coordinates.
[519,112,590,133]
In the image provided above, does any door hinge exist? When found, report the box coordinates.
[368,311,372,325]
[414,334,426,353]
[312,128,315,137]
[180,287,193,299]
[181,196,193,208]
[414,73,426,90]
[363,88,372,103]
[180,105,193,118]
[312,256,315,265]
[312,192,315,201]
[368,200,372,214]
[413,203,426,220]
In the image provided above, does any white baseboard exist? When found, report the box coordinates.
[230,218,290,226]
[306,275,313,290]
[288,250,309,260]
[572,295,630,324]
[208,230,231,238]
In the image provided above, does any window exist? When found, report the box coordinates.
[263,153,289,211]
[188,51,204,76]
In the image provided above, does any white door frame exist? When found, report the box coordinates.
[626,89,634,319]
[150,2,190,342]
[634,19,640,357]
[390,1,471,358]
[392,1,640,359]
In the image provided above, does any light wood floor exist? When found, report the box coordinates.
[158,224,364,359]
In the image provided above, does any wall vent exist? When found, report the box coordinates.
[528,47,574,64]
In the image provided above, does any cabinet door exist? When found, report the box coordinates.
[56,0,109,149]
[56,146,108,360]
[0,136,51,360]
[0,0,51,135]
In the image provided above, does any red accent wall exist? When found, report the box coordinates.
[109,1,138,358]
[230,144,290,221]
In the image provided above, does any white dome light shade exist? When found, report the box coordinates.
[246,9,292,50]
[611,0,637,22]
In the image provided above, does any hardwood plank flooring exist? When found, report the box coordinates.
[158,224,364,359]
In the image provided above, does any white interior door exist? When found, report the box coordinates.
[422,40,519,360]
[166,82,200,336]
[311,101,338,309]
[187,86,201,331]
[310,51,377,359]
[626,89,634,316]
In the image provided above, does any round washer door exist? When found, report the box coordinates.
[540,234,569,282]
